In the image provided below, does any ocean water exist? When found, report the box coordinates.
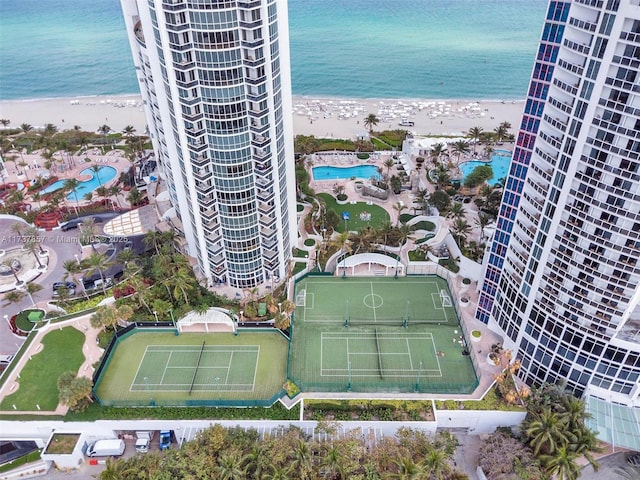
[0,0,547,101]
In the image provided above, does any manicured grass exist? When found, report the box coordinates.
[14,309,44,332]
[293,262,307,275]
[412,221,435,231]
[408,249,427,261]
[318,193,389,232]
[303,238,316,247]
[0,327,85,411]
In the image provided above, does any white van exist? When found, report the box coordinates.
[87,439,125,457]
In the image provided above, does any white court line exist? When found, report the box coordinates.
[406,339,414,370]
[225,351,233,385]
[130,345,151,392]
[250,346,259,392]
[370,282,377,322]
[430,335,443,377]
[159,352,173,385]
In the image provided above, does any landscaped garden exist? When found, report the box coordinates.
[12,309,45,333]
[0,327,85,411]
[317,193,389,232]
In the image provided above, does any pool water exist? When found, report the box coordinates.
[312,165,380,181]
[459,150,512,186]
[40,166,117,200]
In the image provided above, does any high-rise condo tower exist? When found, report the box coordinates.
[120,0,297,288]
[476,0,640,414]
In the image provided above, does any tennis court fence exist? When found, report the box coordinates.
[92,325,286,408]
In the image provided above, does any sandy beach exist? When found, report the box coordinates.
[0,94,524,139]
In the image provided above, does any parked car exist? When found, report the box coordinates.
[53,281,76,296]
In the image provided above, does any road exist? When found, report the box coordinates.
[0,217,87,355]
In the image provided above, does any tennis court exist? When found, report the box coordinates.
[131,344,259,393]
[94,330,288,406]
[295,276,455,326]
[289,276,478,393]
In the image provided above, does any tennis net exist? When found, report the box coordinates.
[374,329,384,379]
[188,341,206,394]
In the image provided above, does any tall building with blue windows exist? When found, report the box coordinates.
[119,0,297,289]
[475,0,640,444]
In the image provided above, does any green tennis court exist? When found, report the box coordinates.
[289,275,478,393]
[131,344,259,393]
[295,276,456,326]
[94,330,288,406]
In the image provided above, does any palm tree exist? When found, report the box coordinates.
[393,202,408,227]
[122,125,136,137]
[215,451,247,480]
[100,457,128,480]
[244,444,270,479]
[421,449,451,480]
[384,158,395,178]
[475,212,493,240]
[64,178,81,205]
[448,202,466,220]
[144,230,163,256]
[291,439,314,480]
[43,123,58,136]
[98,124,111,149]
[127,187,144,207]
[11,222,26,243]
[108,184,122,210]
[90,164,103,186]
[263,464,293,480]
[466,126,483,153]
[86,252,112,295]
[494,122,511,143]
[450,140,470,166]
[0,119,9,128]
[524,408,572,456]
[451,219,472,249]
[321,445,345,479]
[363,113,379,133]
[20,123,33,133]
[24,238,43,269]
[63,259,89,299]
[540,446,580,480]
[331,231,352,277]
[3,289,26,306]
[429,143,448,168]
[390,456,425,480]
[23,282,43,307]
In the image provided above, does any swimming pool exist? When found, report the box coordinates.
[459,150,512,186]
[41,166,117,200]
[312,165,380,181]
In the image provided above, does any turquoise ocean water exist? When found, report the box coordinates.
[0,0,547,101]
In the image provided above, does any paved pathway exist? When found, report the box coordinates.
[0,312,103,415]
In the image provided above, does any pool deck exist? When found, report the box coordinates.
[1,146,127,207]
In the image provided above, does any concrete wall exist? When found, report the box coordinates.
[0,411,523,445]
[433,409,526,434]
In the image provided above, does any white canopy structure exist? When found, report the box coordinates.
[336,253,405,277]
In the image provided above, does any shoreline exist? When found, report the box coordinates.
[0,94,525,139]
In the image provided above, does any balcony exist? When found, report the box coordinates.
[568,16,597,33]
[563,38,591,55]
[192,154,208,167]
[252,134,269,147]
[557,58,585,77]
[257,188,274,202]
[548,95,575,115]
[133,20,145,47]
[553,78,578,96]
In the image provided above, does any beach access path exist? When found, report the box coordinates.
[0,95,524,139]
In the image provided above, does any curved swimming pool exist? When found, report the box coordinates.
[40,166,118,201]
[459,150,512,186]
[312,165,380,181]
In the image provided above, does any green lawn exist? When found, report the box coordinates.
[0,327,85,411]
[14,309,44,332]
[318,193,390,232]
